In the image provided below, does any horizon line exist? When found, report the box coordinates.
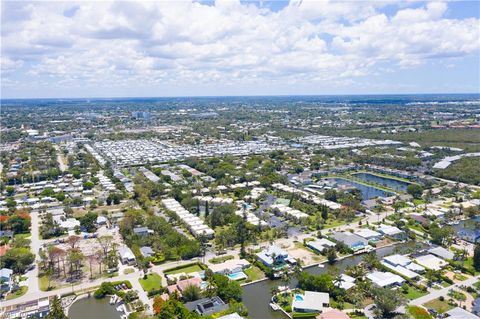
[2,92,480,101]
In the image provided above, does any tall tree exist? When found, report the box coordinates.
[46,296,68,319]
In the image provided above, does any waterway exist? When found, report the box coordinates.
[352,172,411,192]
[68,296,120,319]
[242,241,425,319]
[325,178,395,200]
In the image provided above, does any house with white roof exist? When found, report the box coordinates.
[307,238,336,253]
[377,224,407,241]
[415,254,448,270]
[383,254,425,273]
[256,245,290,269]
[428,246,454,261]
[292,291,330,313]
[334,274,356,290]
[366,271,405,288]
[118,246,136,265]
[355,229,382,241]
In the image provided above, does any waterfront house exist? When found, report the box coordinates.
[292,291,330,313]
[307,238,337,253]
[377,224,406,241]
[366,271,405,288]
[166,277,202,296]
[382,254,424,273]
[208,259,250,275]
[330,232,368,251]
[354,229,382,242]
[256,245,290,269]
[334,274,356,290]
[185,296,229,316]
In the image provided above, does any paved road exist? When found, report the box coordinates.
[26,211,41,294]
[410,275,479,307]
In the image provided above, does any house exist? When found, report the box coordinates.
[140,246,154,258]
[256,245,290,269]
[457,229,480,243]
[118,246,136,265]
[96,216,107,225]
[411,214,430,227]
[446,307,480,319]
[354,229,382,241]
[366,271,405,288]
[208,259,250,275]
[0,230,14,239]
[317,309,351,319]
[133,227,154,236]
[377,224,407,241]
[307,238,336,253]
[415,254,448,270]
[292,291,329,313]
[217,313,243,319]
[334,274,356,290]
[166,277,202,296]
[428,246,454,261]
[185,296,229,316]
[382,254,425,273]
[0,268,14,293]
[330,232,368,251]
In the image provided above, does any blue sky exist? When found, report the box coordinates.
[1,0,479,98]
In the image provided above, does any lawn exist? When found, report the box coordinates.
[407,306,432,319]
[164,263,203,275]
[403,286,428,300]
[138,273,163,292]
[6,286,28,300]
[39,275,53,291]
[208,255,234,264]
[423,298,454,314]
[244,266,265,281]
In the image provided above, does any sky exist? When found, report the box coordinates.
[1,0,479,98]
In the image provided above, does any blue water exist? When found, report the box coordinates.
[352,172,411,192]
[326,178,395,200]
[294,294,304,301]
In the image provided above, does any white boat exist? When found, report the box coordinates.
[318,264,325,268]
[109,295,116,305]
[270,303,280,311]
[116,305,124,313]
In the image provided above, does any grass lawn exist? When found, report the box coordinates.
[423,298,454,314]
[39,275,54,291]
[123,268,135,275]
[403,286,428,300]
[208,255,234,264]
[323,217,360,229]
[463,257,479,275]
[6,286,28,300]
[244,266,265,281]
[14,233,31,240]
[138,273,163,292]
[164,264,203,275]
[407,306,432,319]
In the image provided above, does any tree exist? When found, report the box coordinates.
[182,284,201,302]
[326,247,337,264]
[5,186,15,196]
[407,184,423,199]
[46,296,68,319]
[0,247,35,273]
[211,274,242,302]
[372,287,407,317]
[474,244,480,272]
[79,212,98,232]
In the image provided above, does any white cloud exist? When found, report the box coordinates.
[1,0,479,93]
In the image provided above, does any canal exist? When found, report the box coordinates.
[68,296,120,319]
[324,178,395,200]
[352,172,411,192]
[242,241,425,319]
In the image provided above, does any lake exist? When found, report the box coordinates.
[325,178,395,200]
[352,172,411,192]
[68,296,120,319]
[242,241,424,319]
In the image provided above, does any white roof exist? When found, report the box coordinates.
[355,229,382,239]
[446,307,480,319]
[366,271,405,287]
[292,291,329,312]
[383,254,411,267]
[208,259,250,273]
[381,262,419,279]
[415,254,447,270]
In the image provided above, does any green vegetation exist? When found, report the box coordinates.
[208,255,234,264]
[407,306,432,319]
[164,263,203,275]
[139,273,163,292]
[402,285,428,300]
[5,286,28,300]
[436,157,480,185]
[423,298,454,313]
[244,266,265,281]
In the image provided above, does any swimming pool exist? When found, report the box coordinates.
[294,294,304,301]
[227,271,248,281]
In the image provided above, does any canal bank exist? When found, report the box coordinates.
[241,241,425,319]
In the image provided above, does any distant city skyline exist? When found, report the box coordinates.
[1,0,479,98]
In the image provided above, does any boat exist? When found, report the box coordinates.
[109,295,117,305]
[318,264,325,268]
[270,303,280,311]
[116,305,125,313]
